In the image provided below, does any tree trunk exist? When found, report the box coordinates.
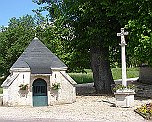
[90,46,114,94]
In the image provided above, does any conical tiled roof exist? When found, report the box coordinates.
[11,37,67,74]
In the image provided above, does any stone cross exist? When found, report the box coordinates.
[117,28,128,86]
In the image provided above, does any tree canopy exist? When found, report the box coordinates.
[0,13,88,80]
[33,0,152,93]
[0,15,36,76]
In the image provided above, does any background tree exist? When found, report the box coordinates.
[33,0,122,93]
[0,15,36,77]
[108,0,152,67]
[33,0,152,93]
[0,13,87,84]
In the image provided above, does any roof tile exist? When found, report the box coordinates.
[11,37,67,74]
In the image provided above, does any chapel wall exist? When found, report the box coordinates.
[2,88,9,106]
[4,71,31,106]
[49,70,76,105]
[3,70,76,106]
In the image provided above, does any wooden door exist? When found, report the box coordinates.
[32,79,48,107]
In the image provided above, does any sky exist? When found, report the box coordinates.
[0,0,41,26]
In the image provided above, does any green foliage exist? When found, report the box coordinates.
[126,19,152,66]
[127,84,136,90]
[110,0,152,66]
[34,0,152,71]
[0,13,72,77]
[0,12,89,81]
[112,84,126,91]
[51,83,60,90]
[36,22,89,73]
[112,84,136,92]
[0,15,36,77]
[19,84,28,90]
[34,0,121,69]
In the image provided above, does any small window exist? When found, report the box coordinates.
[55,74,56,78]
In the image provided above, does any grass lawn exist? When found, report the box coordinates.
[0,68,139,93]
[112,68,139,80]
[69,71,93,84]
[69,68,139,84]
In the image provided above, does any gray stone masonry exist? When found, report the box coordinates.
[135,82,152,98]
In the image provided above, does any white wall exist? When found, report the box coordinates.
[49,70,76,105]
[2,88,9,106]
[3,69,76,106]
[3,71,31,106]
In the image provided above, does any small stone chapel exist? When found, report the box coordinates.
[1,37,77,106]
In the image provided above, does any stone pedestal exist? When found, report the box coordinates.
[114,91,135,107]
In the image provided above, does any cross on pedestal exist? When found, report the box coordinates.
[117,28,128,86]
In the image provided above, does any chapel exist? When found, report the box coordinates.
[1,37,77,106]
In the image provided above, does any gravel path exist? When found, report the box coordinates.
[0,95,151,122]
[0,81,151,122]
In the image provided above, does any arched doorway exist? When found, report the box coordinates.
[32,78,48,106]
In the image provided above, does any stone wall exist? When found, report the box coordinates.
[2,68,76,106]
[139,67,152,84]
[3,71,31,106]
[49,70,76,105]
[136,83,152,98]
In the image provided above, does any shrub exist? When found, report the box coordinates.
[135,103,152,120]
[112,84,136,92]
[19,84,28,90]
[51,83,60,90]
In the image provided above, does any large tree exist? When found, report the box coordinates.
[33,0,122,93]
[33,0,152,93]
